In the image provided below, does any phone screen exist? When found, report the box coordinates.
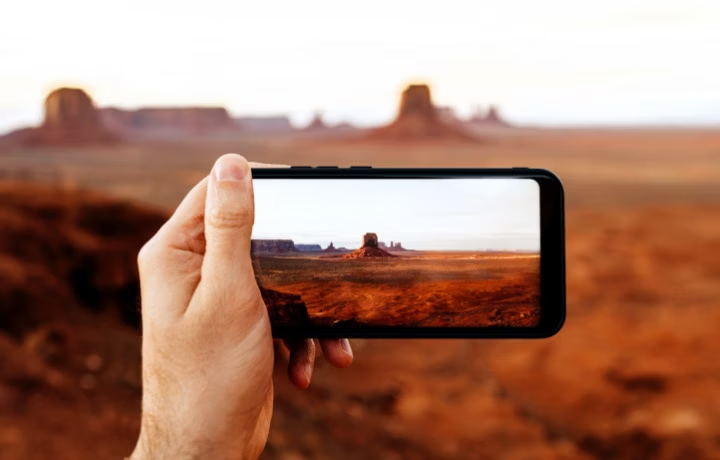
[251,178,541,330]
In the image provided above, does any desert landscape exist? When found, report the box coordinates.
[0,80,719,460]
[253,232,540,329]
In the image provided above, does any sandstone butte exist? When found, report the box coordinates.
[4,88,119,147]
[365,84,478,142]
[341,232,396,259]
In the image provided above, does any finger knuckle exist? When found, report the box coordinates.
[137,240,158,269]
[207,206,254,230]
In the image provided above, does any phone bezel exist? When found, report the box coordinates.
[251,167,566,339]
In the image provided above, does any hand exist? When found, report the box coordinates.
[129,155,353,460]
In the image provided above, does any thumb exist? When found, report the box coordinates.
[203,154,256,285]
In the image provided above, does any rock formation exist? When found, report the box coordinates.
[99,107,235,135]
[304,111,328,131]
[0,182,167,336]
[341,233,395,259]
[296,244,322,252]
[436,106,462,125]
[260,286,311,328]
[363,232,379,248]
[251,240,298,254]
[468,104,510,127]
[234,116,294,134]
[324,242,339,252]
[365,84,477,142]
[389,241,407,251]
[5,88,119,146]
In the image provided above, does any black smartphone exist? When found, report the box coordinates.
[250,167,565,339]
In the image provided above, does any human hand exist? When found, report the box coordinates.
[129,155,353,460]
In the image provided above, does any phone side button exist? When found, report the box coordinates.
[350,166,372,168]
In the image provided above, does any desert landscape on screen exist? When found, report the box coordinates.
[0,81,719,460]
[251,177,541,329]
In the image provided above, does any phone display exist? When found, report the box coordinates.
[251,168,565,338]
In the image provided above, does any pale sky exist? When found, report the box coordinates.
[252,179,540,251]
[2,0,720,133]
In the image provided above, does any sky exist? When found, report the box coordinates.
[2,0,720,133]
[252,179,540,251]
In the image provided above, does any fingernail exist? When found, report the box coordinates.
[340,338,353,358]
[214,155,246,182]
[303,362,313,384]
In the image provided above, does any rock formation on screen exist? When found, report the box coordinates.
[365,84,477,142]
[389,241,407,251]
[251,240,299,253]
[296,244,322,252]
[4,88,119,147]
[341,233,395,258]
[363,232,379,248]
[324,242,339,253]
[260,286,310,328]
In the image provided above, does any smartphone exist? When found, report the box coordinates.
[250,167,565,339]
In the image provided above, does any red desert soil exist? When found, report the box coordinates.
[1,182,720,459]
[254,254,540,328]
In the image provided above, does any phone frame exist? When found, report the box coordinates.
[251,167,566,339]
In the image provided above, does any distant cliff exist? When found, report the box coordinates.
[251,240,298,253]
[100,107,235,135]
[235,116,294,134]
[296,244,322,252]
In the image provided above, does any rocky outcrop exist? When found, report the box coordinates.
[362,232,379,248]
[389,241,406,251]
[436,106,462,125]
[0,182,167,336]
[365,84,477,142]
[324,242,338,252]
[99,107,235,135]
[295,244,322,252]
[469,104,510,127]
[341,233,395,259]
[251,239,298,253]
[304,111,328,131]
[234,116,294,134]
[5,88,119,146]
[260,287,311,328]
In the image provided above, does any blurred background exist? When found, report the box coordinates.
[1,1,719,459]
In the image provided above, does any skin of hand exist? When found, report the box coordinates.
[128,154,353,460]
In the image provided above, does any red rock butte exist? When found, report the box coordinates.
[342,233,396,258]
[365,84,478,142]
[5,87,119,147]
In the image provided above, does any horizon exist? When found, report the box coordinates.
[252,179,540,251]
[2,0,719,134]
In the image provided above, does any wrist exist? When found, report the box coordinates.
[129,415,265,460]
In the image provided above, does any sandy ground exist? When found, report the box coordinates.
[1,127,719,459]
[255,253,540,327]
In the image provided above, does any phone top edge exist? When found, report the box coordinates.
[251,167,563,177]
